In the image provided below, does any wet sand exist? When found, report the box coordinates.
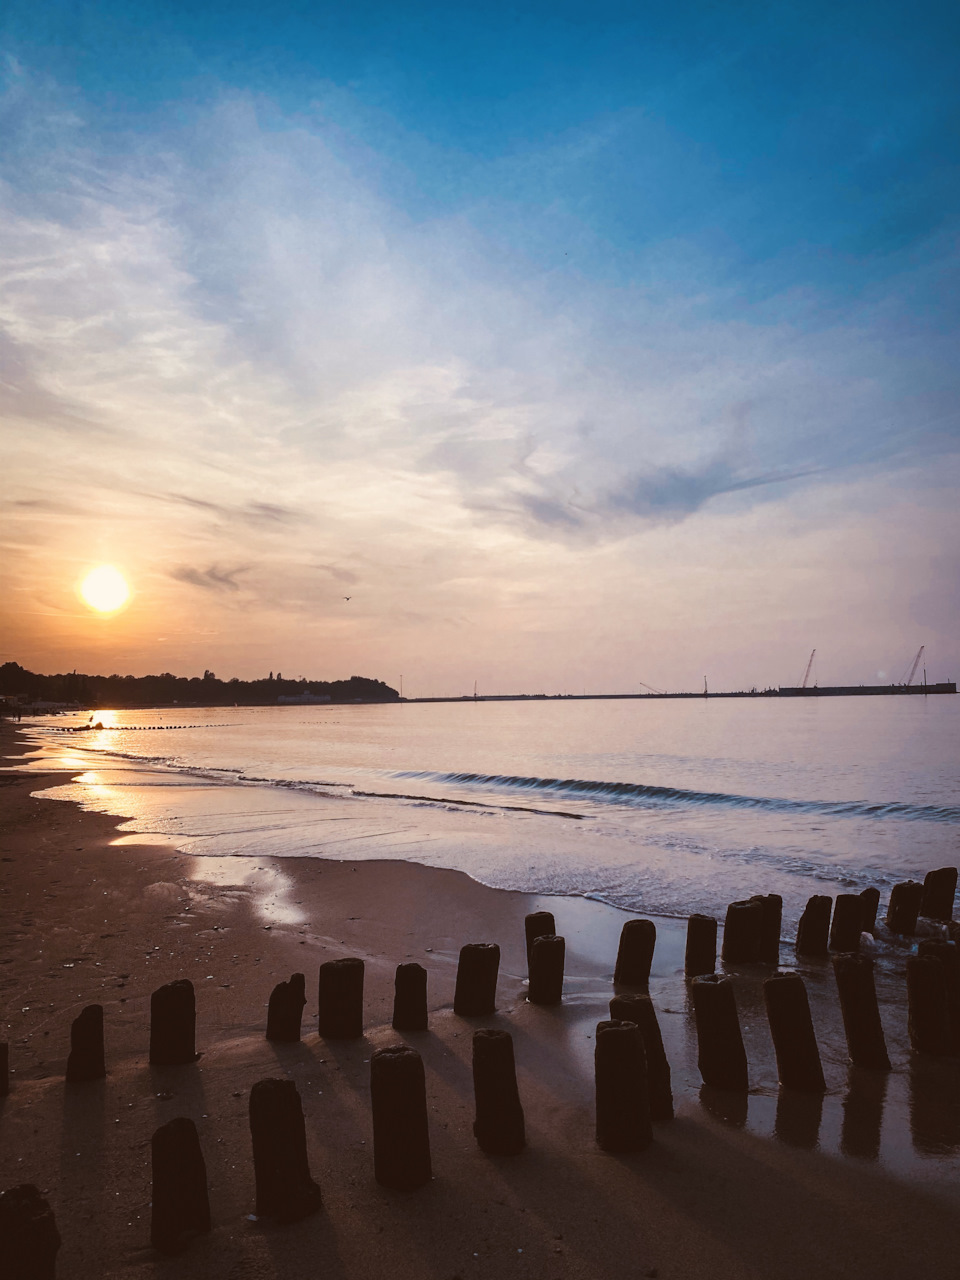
[2,723,960,1279]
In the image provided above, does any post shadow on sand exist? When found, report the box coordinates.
[908,1055,960,1156]
[840,1066,888,1161]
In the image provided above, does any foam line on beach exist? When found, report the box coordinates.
[395,770,960,824]
[351,787,583,820]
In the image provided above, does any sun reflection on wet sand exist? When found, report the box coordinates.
[182,855,306,926]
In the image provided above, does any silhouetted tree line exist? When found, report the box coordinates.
[0,662,399,708]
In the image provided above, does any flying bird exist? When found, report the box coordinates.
[343,596,351,600]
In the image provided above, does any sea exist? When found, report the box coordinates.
[15,694,960,931]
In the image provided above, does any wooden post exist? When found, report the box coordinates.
[528,934,565,1005]
[763,973,825,1093]
[524,911,556,971]
[829,895,863,953]
[370,1046,432,1189]
[795,896,831,958]
[0,1043,7,1097]
[906,956,951,1056]
[721,900,762,964]
[859,887,880,935]
[832,953,890,1071]
[609,993,674,1121]
[317,957,364,1039]
[684,914,717,978]
[392,963,428,1032]
[149,979,198,1065]
[614,919,656,986]
[594,1020,652,1152]
[920,867,958,922]
[885,881,924,936]
[266,974,306,1042]
[0,1184,61,1279]
[472,1029,525,1155]
[66,1004,105,1082]
[453,944,500,1016]
[249,1079,323,1222]
[691,974,748,1091]
[753,894,783,964]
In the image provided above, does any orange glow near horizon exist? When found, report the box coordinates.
[79,566,131,614]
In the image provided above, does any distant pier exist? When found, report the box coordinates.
[405,683,956,704]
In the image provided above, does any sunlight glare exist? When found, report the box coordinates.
[80,565,130,613]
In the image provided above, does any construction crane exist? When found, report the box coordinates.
[902,645,925,686]
[800,649,817,689]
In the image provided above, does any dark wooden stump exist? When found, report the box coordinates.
[859,887,880,935]
[0,1184,61,1279]
[266,973,306,1042]
[829,895,863,953]
[370,1046,432,1189]
[149,979,198,1065]
[609,993,673,1121]
[392,963,428,1031]
[594,1020,652,1152]
[524,911,556,971]
[832,953,890,1070]
[317,957,364,1039]
[752,893,783,964]
[528,935,564,1005]
[151,1117,211,1252]
[472,1029,525,1155]
[684,914,717,978]
[795,895,831,958]
[763,972,825,1093]
[249,1079,323,1222]
[920,867,958,922]
[66,1004,105,1082]
[614,919,656,986]
[917,939,960,1053]
[721,900,763,964]
[691,974,748,1091]
[885,881,924,936]
[453,943,500,1016]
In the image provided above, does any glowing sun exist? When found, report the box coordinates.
[80,565,130,613]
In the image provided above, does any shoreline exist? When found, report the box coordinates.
[3,723,960,1278]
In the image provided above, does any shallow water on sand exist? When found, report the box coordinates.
[15,695,959,928]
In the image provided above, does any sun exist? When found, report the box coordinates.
[80,565,131,614]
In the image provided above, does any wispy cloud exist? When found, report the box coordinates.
[169,564,248,592]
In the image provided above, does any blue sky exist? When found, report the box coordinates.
[1,1,958,692]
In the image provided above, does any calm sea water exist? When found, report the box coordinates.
[17,695,959,929]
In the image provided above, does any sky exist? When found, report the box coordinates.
[1,0,958,697]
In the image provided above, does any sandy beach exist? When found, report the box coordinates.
[3,722,960,1280]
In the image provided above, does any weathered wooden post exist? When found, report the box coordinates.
[370,1046,432,1188]
[614,919,656,986]
[721,899,762,964]
[317,957,364,1039]
[149,979,198,1065]
[594,1020,652,1152]
[392,963,428,1032]
[0,1042,7,1097]
[0,1184,61,1279]
[684,914,717,978]
[859,887,880,935]
[151,1117,211,1252]
[524,911,556,970]
[249,1079,323,1222]
[829,895,863,953]
[66,1004,105,1082]
[763,973,825,1093]
[609,993,673,1121]
[754,893,783,964]
[917,939,960,1053]
[691,974,748,1091]
[472,1029,525,1155]
[266,974,306,1042]
[885,881,924,936]
[832,953,890,1070]
[795,895,831,958]
[920,867,958,922]
[454,943,500,1016]
[528,934,565,1005]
